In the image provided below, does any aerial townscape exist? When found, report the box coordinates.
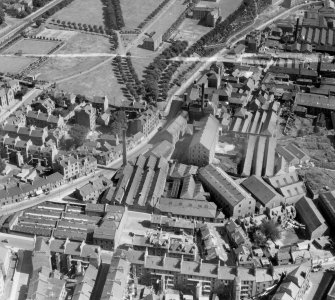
[3,0,335,299]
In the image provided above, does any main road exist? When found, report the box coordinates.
[164,0,322,115]
[0,1,321,216]
[0,0,66,44]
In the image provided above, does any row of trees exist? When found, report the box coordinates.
[138,0,169,29]
[102,0,124,30]
[142,40,188,102]
[178,0,269,58]
[162,5,190,41]
[114,54,144,101]
[0,7,5,25]
[40,0,75,20]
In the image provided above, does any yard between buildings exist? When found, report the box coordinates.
[3,38,60,55]
[121,0,165,29]
[0,56,34,74]
[48,0,105,27]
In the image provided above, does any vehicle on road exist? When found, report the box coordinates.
[1,239,8,243]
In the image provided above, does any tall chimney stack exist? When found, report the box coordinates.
[201,83,205,111]
[122,128,127,166]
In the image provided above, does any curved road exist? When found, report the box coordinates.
[54,0,179,83]
[0,0,66,44]
[164,0,321,115]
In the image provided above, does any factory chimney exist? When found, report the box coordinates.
[201,83,205,111]
[122,128,127,166]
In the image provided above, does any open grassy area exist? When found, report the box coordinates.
[56,62,124,102]
[48,0,105,26]
[121,0,165,29]
[36,33,112,81]
[131,42,170,79]
[0,56,34,74]
[36,28,77,41]
[3,39,60,55]
[151,0,187,38]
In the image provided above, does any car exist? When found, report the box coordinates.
[1,239,8,243]
[129,232,134,237]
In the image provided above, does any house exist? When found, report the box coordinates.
[276,144,309,166]
[276,250,291,265]
[92,206,127,251]
[271,265,310,300]
[127,107,159,137]
[160,113,188,144]
[100,249,130,300]
[188,115,220,166]
[0,87,15,108]
[75,176,112,202]
[32,98,55,114]
[89,96,109,113]
[27,237,67,300]
[72,264,98,300]
[265,172,307,204]
[26,110,65,129]
[198,165,256,218]
[55,155,97,180]
[75,104,96,130]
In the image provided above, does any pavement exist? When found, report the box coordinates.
[0,233,34,251]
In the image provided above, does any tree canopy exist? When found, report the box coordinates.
[0,159,6,173]
[69,124,89,147]
[109,111,127,136]
[260,220,281,241]
[0,7,5,25]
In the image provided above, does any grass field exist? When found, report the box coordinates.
[36,28,77,41]
[0,57,34,74]
[3,39,60,55]
[57,63,124,102]
[121,0,165,29]
[152,0,187,38]
[36,33,112,81]
[131,42,170,79]
[49,0,104,26]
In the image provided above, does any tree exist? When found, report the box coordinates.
[109,111,127,136]
[253,230,267,247]
[260,220,281,241]
[69,124,89,147]
[0,7,5,26]
[35,18,43,27]
[0,159,6,174]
